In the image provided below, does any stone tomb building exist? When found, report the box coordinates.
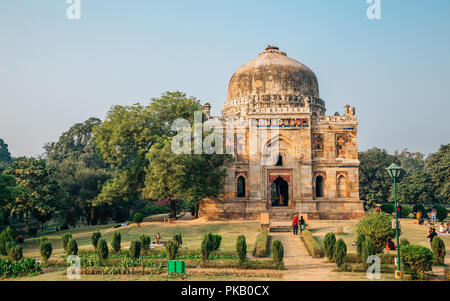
[199,46,365,220]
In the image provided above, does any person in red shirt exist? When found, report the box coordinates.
[292,215,299,235]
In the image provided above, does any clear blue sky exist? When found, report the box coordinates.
[0,0,449,157]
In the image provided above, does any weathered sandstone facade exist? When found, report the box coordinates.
[199,46,365,220]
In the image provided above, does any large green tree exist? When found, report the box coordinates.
[142,137,229,219]
[359,148,402,204]
[425,144,449,203]
[5,158,60,234]
[392,171,435,204]
[0,138,12,172]
[0,173,15,225]
[94,91,202,213]
[44,118,113,226]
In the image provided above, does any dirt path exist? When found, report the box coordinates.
[271,232,358,281]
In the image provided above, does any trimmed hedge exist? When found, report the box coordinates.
[97,239,109,260]
[40,238,52,261]
[166,240,179,260]
[236,235,247,264]
[130,240,141,259]
[400,245,434,280]
[61,233,72,254]
[253,230,270,257]
[324,232,336,262]
[431,237,446,265]
[334,239,347,268]
[91,231,101,250]
[67,239,78,256]
[111,231,121,253]
[271,240,284,267]
[301,231,324,258]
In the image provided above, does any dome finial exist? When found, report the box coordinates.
[265,45,279,51]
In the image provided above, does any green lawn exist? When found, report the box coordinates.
[21,216,261,259]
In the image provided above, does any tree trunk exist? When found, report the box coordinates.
[25,210,29,235]
[170,199,177,220]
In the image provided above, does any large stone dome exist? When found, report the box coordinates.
[222,46,325,118]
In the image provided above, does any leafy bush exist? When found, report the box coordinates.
[0,258,42,278]
[236,235,247,264]
[40,238,52,261]
[212,234,222,251]
[133,213,144,227]
[129,240,141,259]
[201,233,214,260]
[400,238,410,247]
[91,231,101,250]
[67,239,78,256]
[271,240,284,266]
[166,240,179,260]
[380,203,395,214]
[140,235,151,255]
[356,234,366,257]
[254,231,270,257]
[173,234,183,247]
[333,239,347,268]
[400,245,434,280]
[400,205,412,218]
[433,205,448,222]
[61,233,72,254]
[97,239,109,260]
[355,212,397,252]
[7,242,23,261]
[324,232,336,261]
[431,237,446,265]
[413,204,425,215]
[301,232,323,258]
[111,231,121,253]
[0,226,14,256]
[360,239,376,264]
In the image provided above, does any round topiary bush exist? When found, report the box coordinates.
[166,240,179,260]
[360,239,376,264]
[201,233,214,260]
[67,239,78,256]
[129,240,141,259]
[324,232,336,262]
[413,204,425,215]
[356,233,366,258]
[355,212,397,252]
[91,231,101,250]
[140,235,151,255]
[400,205,412,218]
[333,239,347,268]
[133,213,144,227]
[380,203,395,214]
[400,238,410,247]
[212,234,222,251]
[61,233,72,254]
[236,235,247,264]
[272,240,284,267]
[0,227,15,256]
[431,237,446,265]
[173,234,183,248]
[40,238,52,261]
[97,238,109,260]
[401,245,434,280]
[433,205,448,222]
[7,242,23,261]
[111,231,121,253]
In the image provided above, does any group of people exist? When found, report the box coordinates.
[292,215,306,235]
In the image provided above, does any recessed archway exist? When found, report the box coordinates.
[316,175,324,198]
[237,176,246,198]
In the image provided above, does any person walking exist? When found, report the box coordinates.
[427,228,437,248]
[299,216,306,235]
[292,215,299,235]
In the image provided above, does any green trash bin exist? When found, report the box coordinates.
[168,260,176,274]
[175,260,185,274]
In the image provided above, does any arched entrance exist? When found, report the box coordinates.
[271,176,289,207]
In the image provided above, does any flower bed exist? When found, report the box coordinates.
[0,258,42,278]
